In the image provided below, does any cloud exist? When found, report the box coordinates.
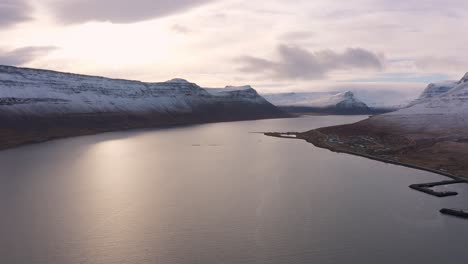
[238,45,384,80]
[343,72,450,83]
[415,56,467,73]
[171,24,192,34]
[279,31,315,41]
[0,46,58,66]
[324,0,465,19]
[0,0,32,27]
[377,0,464,15]
[48,0,217,24]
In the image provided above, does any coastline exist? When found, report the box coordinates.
[265,131,468,181]
[0,114,290,152]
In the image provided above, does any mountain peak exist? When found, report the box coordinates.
[224,85,253,90]
[409,81,458,106]
[166,78,191,84]
[330,91,355,100]
[341,91,354,98]
[459,73,468,83]
[263,90,369,112]
[393,72,468,117]
[332,91,368,109]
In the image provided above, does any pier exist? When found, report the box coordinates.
[409,179,465,197]
[440,208,468,219]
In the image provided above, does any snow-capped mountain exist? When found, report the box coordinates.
[0,66,280,117]
[318,91,368,109]
[407,80,458,106]
[392,75,468,116]
[0,65,286,149]
[206,85,261,98]
[262,91,337,107]
[263,91,373,114]
[372,73,468,134]
[351,89,417,109]
[298,73,468,178]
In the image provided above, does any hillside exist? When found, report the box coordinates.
[0,65,287,150]
[263,91,389,115]
[294,73,468,178]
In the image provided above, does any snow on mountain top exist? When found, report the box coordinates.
[0,64,145,85]
[224,85,253,91]
[329,91,354,102]
[206,85,257,96]
[166,78,191,84]
[459,72,468,84]
[444,81,468,101]
[263,91,368,109]
[0,65,272,116]
[408,80,458,106]
[402,72,468,112]
[364,74,467,135]
[263,92,337,107]
[315,91,368,108]
[388,72,468,117]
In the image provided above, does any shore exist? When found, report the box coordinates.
[0,111,289,152]
[265,128,468,180]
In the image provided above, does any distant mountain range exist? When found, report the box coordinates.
[0,65,287,150]
[263,91,394,115]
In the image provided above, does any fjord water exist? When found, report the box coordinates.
[1,116,468,264]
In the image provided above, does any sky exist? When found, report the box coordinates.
[1,0,467,99]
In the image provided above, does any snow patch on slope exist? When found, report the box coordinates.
[263,92,335,107]
[205,85,268,103]
[408,80,458,106]
[165,78,192,84]
[459,73,468,84]
[207,85,254,95]
[263,91,368,109]
[378,73,468,133]
[0,65,273,117]
[314,91,368,109]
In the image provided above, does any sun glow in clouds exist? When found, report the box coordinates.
[1,0,468,93]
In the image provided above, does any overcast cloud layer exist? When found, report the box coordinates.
[0,47,57,66]
[0,0,32,27]
[48,0,217,24]
[239,45,384,80]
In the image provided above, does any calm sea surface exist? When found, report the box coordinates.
[1,116,468,264]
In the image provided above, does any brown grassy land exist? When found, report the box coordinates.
[267,118,468,179]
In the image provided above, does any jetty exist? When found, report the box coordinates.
[264,132,299,139]
[409,179,465,197]
[440,208,468,219]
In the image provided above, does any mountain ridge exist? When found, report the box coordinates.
[0,65,287,150]
[263,90,387,115]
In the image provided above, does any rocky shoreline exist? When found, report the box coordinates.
[272,72,468,181]
[265,128,468,180]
